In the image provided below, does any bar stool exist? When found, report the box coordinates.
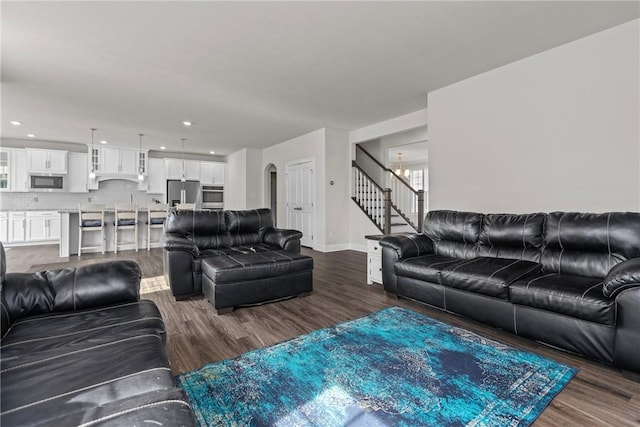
[176,203,196,211]
[78,203,105,256]
[114,203,139,253]
[147,203,169,250]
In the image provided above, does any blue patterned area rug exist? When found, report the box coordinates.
[177,307,576,426]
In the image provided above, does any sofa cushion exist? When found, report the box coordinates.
[1,333,177,426]
[440,257,541,299]
[477,213,545,262]
[201,247,313,285]
[510,273,615,326]
[1,300,165,359]
[165,210,229,250]
[541,212,640,278]
[226,209,274,247]
[395,254,465,284]
[423,210,483,259]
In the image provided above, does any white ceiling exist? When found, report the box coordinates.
[2,1,638,155]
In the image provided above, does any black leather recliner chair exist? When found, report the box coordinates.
[0,242,195,426]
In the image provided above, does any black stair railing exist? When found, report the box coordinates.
[351,161,389,233]
[354,145,425,232]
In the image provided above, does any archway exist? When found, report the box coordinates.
[264,164,277,226]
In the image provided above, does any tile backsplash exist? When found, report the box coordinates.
[0,179,162,211]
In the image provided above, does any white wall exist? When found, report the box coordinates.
[225,149,247,210]
[428,19,640,213]
[226,148,264,210]
[324,128,350,250]
[262,129,326,247]
[245,148,263,209]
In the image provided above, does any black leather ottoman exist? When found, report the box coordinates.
[201,247,313,314]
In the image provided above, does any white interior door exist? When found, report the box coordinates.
[286,160,314,248]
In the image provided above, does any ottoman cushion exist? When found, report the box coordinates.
[201,245,313,285]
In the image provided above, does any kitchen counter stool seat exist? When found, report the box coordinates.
[147,203,169,250]
[114,203,139,253]
[78,203,105,256]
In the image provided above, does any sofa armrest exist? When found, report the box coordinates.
[263,228,303,252]
[164,233,200,257]
[379,234,434,259]
[2,260,141,323]
[603,258,640,298]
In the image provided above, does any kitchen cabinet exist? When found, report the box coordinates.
[101,147,138,175]
[146,158,165,194]
[165,159,200,181]
[8,212,26,243]
[68,152,88,193]
[200,162,225,185]
[26,211,60,242]
[26,149,68,173]
[0,149,9,191]
[11,150,28,192]
[0,212,8,242]
[1,149,29,192]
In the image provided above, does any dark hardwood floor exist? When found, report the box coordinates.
[5,245,640,426]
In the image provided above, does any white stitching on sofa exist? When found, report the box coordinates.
[525,273,556,289]
[517,286,614,308]
[513,305,518,335]
[1,317,164,348]
[1,334,162,372]
[487,260,521,281]
[0,367,172,416]
[447,258,481,274]
[557,214,564,275]
[10,301,154,326]
[581,282,603,299]
[77,399,192,427]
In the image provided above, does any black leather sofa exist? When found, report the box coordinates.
[163,208,313,313]
[0,243,195,426]
[380,210,640,374]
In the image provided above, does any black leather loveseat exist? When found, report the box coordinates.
[163,208,313,313]
[380,210,640,374]
[0,243,195,426]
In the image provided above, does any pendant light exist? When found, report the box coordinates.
[88,128,97,180]
[137,133,145,181]
[180,138,186,183]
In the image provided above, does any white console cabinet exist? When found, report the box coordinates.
[365,236,383,285]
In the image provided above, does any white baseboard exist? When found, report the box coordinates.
[307,243,368,253]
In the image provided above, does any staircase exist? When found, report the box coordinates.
[351,146,426,234]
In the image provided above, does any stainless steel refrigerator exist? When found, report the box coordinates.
[167,180,201,208]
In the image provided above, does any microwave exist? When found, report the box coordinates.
[30,175,65,191]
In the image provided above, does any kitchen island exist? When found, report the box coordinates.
[59,209,164,257]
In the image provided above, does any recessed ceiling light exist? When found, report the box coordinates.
[27,134,36,138]
[182,121,192,126]
[209,151,215,154]
[10,121,22,126]
[100,140,108,144]
[160,146,166,150]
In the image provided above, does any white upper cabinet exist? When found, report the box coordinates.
[101,147,138,175]
[146,158,165,194]
[0,149,11,191]
[68,152,88,193]
[26,149,67,173]
[165,159,200,181]
[200,162,225,185]
[11,150,28,192]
